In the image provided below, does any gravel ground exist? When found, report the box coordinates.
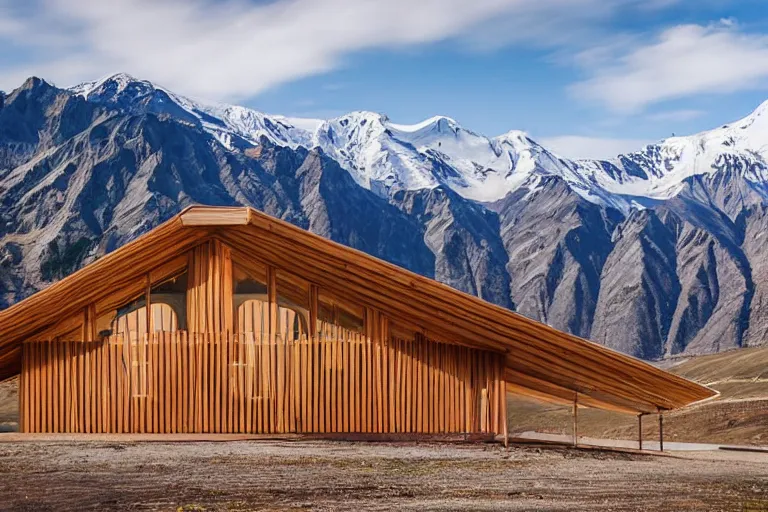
[0,440,767,511]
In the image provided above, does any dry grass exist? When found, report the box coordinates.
[508,345,768,446]
[0,377,17,432]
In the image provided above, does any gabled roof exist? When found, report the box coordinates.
[0,206,717,413]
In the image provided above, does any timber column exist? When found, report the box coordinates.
[187,240,234,334]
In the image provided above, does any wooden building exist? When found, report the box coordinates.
[0,206,715,437]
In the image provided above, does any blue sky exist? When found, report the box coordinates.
[2,0,768,158]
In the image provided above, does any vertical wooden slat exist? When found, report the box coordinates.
[179,331,187,433]
[300,337,308,432]
[114,338,121,433]
[50,340,59,433]
[77,340,84,432]
[170,332,177,433]
[340,335,347,432]
[361,334,368,433]
[30,342,36,432]
[322,334,329,434]
[92,340,99,433]
[213,331,220,433]
[202,336,209,432]
[374,331,381,433]
[29,343,35,433]
[195,334,203,432]
[292,336,300,432]
[398,338,405,432]
[501,372,508,447]
[106,339,113,433]
[313,335,320,433]
[99,340,106,433]
[19,343,25,433]
[162,332,169,433]
[152,331,160,433]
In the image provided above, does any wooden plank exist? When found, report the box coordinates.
[30,343,37,432]
[180,207,249,226]
[323,335,330,433]
[405,339,412,433]
[170,332,178,433]
[258,332,266,433]
[501,374,508,447]
[293,337,301,432]
[312,336,320,433]
[165,332,172,433]
[352,334,359,432]
[51,340,59,433]
[300,337,308,432]
[361,334,368,433]
[18,344,25,433]
[213,332,220,433]
[155,333,162,433]
[415,335,422,433]
[342,336,349,432]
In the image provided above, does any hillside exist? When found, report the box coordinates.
[508,346,768,446]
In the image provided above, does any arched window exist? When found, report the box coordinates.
[94,270,188,341]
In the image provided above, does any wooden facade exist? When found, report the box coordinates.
[16,237,507,435]
[0,206,716,436]
[20,333,504,434]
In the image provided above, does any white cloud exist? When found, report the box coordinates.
[0,0,559,100]
[540,135,654,160]
[570,21,768,113]
[0,0,678,102]
[646,109,704,122]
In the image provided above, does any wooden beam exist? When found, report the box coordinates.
[180,207,249,226]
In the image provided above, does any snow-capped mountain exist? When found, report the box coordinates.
[71,73,322,151]
[69,73,768,214]
[577,101,768,201]
[6,72,768,361]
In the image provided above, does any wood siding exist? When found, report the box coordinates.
[20,330,504,434]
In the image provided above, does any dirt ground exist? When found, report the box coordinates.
[0,440,767,511]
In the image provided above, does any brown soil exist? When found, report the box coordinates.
[0,439,767,511]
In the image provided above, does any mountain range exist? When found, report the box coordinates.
[3,73,768,360]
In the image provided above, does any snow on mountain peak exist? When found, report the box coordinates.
[71,72,148,99]
[67,73,768,212]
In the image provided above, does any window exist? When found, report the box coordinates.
[317,290,364,336]
[234,261,269,336]
[149,271,187,331]
[95,270,188,340]
[277,271,310,342]
[110,294,148,342]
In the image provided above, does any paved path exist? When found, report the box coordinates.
[516,431,768,452]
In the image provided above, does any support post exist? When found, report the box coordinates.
[658,412,664,452]
[501,374,508,448]
[145,273,152,336]
[572,393,578,447]
[637,413,643,451]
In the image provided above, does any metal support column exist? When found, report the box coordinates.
[638,413,643,450]
[658,412,664,452]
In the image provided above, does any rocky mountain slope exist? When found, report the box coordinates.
[3,73,768,360]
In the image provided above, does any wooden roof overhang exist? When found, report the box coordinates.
[0,206,717,413]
